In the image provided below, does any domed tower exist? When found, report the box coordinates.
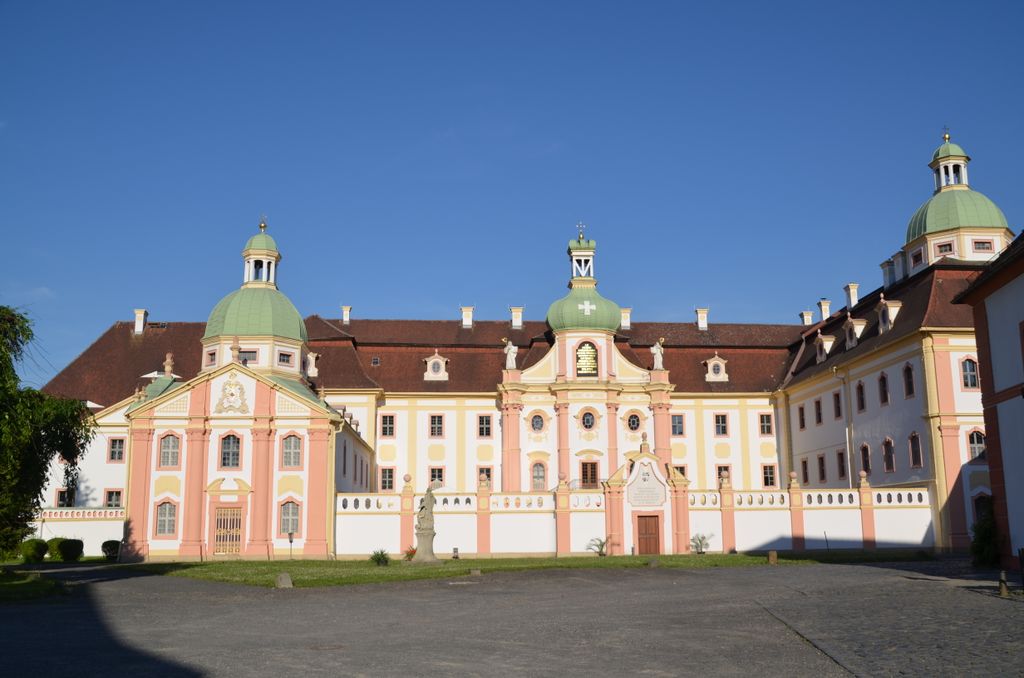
[901,133,1013,278]
[546,225,622,335]
[201,219,310,377]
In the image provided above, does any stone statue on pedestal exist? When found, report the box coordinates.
[503,338,518,370]
[650,338,665,371]
[412,485,440,563]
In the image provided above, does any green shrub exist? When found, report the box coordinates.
[57,539,83,563]
[20,539,48,563]
[46,538,66,561]
[101,540,121,562]
[370,549,391,566]
[970,512,999,567]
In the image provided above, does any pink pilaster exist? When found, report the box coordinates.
[939,422,970,549]
[603,484,625,556]
[669,482,690,554]
[303,425,330,556]
[180,428,209,558]
[124,425,154,560]
[788,472,805,551]
[650,401,672,469]
[246,427,273,557]
[606,401,620,474]
[500,399,523,492]
[555,399,570,480]
[719,472,736,554]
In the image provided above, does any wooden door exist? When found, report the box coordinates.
[637,516,660,555]
[214,508,242,555]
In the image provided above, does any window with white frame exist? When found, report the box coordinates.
[278,352,293,366]
[380,414,395,437]
[477,415,492,437]
[109,438,125,462]
[969,431,986,460]
[429,467,445,486]
[429,415,444,437]
[282,435,301,467]
[280,501,299,535]
[531,463,546,490]
[159,435,179,467]
[762,465,777,488]
[156,502,176,535]
[104,490,122,508]
[221,435,241,468]
[714,414,728,436]
[962,359,979,389]
[759,414,772,435]
[380,468,394,491]
[671,414,685,436]
[238,350,258,364]
[57,488,73,507]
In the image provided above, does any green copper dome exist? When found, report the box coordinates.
[932,141,968,162]
[546,286,621,333]
[244,232,278,252]
[906,189,1008,243]
[203,287,307,342]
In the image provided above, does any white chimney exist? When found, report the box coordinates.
[800,311,814,326]
[892,251,907,282]
[461,306,474,328]
[620,307,632,330]
[510,306,523,330]
[133,309,148,335]
[341,305,352,325]
[817,298,831,322]
[880,259,895,289]
[695,308,709,331]
[843,283,860,310]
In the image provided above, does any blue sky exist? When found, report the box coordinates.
[2,1,1022,387]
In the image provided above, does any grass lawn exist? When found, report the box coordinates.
[133,549,933,588]
[0,571,64,602]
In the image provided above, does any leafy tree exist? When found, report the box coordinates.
[0,306,93,553]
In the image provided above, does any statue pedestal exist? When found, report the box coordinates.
[412,527,440,564]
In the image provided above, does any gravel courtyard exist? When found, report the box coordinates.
[4,560,1022,677]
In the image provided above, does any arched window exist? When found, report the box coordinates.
[860,444,871,475]
[280,501,299,535]
[531,414,545,432]
[856,382,866,412]
[531,463,546,491]
[581,412,595,430]
[968,431,986,460]
[962,359,979,389]
[878,373,889,406]
[282,435,301,467]
[903,364,915,397]
[882,439,895,473]
[253,260,264,281]
[156,502,176,535]
[221,435,241,468]
[909,433,923,468]
[627,414,641,431]
[159,435,179,467]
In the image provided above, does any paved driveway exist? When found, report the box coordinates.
[3,561,1022,677]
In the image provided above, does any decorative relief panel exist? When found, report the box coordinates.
[156,396,188,415]
[214,372,249,415]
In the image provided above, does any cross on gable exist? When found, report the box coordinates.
[578,300,596,315]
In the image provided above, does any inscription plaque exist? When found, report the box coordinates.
[576,342,598,377]
[628,463,666,507]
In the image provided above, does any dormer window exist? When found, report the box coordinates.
[704,353,728,382]
[814,332,836,364]
[911,249,924,266]
[238,350,257,365]
[423,350,449,381]
[876,297,902,335]
[278,352,293,366]
[935,241,954,257]
[207,351,217,366]
[846,326,856,348]
[371,356,381,367]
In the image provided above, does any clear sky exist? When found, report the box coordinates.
[2,1,1022,387]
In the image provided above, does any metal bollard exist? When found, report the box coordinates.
[999,570,1010,598]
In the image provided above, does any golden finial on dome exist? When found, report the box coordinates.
[942,126,950,143]
[258,214,268,232]
[576,221,586,240]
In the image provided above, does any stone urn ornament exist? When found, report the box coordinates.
[412,485,440,564]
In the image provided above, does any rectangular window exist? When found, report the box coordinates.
[716,465,731,483]
[909,435,923,469]
[714,414,728,436]
[280,502,300,535]
[380,468,395,491]
[762,464,777,488]
[837,450,847,479]
[380,414,395,438]
[911,249,924,266]
[370,356,381,366]
[814,399,823,425]
[109,438,125,462]
[278,352,293,365]
[159,435,180,468]
[429,467,445,486]
[671,414,685,436]
[105,490,122,508]
[238,350,258,364]
[207,351,217,366]
[673,465,687,478]
[57,489,73,507]
[861,447,872,475]
[973,240,993,252]
[856,383,866,412]
[833,392,842,419]
[798,406,806,430]
[936,242,954,255]
[759,414,773,436]
[581,462,599,489]
[220,435,241,468]
[801,459,809,485]
[477,415,492,438]
[282,435,301,468]
[156,502,176,535]
[883,440,896,473]
[817,455,826,482]
[477,467,493,485]
[429,415,444,437]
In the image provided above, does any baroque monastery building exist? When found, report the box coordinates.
[40,136,1015,560]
